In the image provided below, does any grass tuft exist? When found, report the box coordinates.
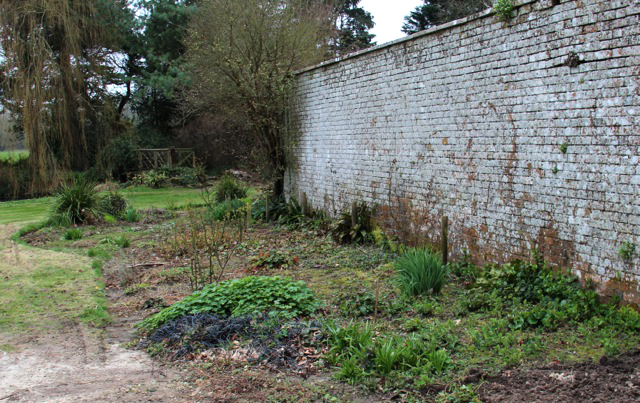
[395,248,446,297]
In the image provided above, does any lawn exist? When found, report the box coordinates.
[0,186,206,225]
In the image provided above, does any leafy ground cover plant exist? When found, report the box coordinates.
[138,276,319,333]
[395,248,446,296]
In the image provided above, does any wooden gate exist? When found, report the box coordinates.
[135,148,195,170]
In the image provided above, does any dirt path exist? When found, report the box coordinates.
[0,224,190,402]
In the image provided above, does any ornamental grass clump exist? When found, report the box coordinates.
[50,175,100,226]
[395,248,446,297]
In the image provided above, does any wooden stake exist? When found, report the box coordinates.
[301,192,308,217]
[351,201,357,228]
[441,216,449,266]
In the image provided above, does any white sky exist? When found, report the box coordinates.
[360,0,424,44]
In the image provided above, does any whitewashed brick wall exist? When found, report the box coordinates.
[286,0,640,303]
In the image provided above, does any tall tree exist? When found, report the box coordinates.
[402,0,491,35]
[185,0,333,196]
[332,0,376,55]
[0,0,130,191]
[133,0,196,147]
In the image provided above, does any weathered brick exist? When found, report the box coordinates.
[287,0,640,304]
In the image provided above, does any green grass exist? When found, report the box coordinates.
[0,150,29,163]
[0,197,53,224]
[0,186,206,225]
[0,253,110,335]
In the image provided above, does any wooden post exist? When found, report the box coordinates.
[301,192,308,217]
[441,216,449,267]
[351,201,357,228]
[137,150,142,171]
[246,202,251,230]
[153,152,158,169]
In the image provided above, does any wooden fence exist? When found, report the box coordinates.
[135,148,195,170]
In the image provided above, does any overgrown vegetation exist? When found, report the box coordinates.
[6,189,640,400]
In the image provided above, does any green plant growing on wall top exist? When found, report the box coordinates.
[494,0,514,21]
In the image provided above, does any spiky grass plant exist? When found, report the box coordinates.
[395,248,446,297]
[50,176,99,226]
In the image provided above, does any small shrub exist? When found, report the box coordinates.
[132,170,167,188]
[331,202,376,244]
[214,174,247,202]
[63,228,83,240]
[137,276,319,333]
[98,192,128,217]
[157,166,204,186]
[50,175,100,225]
[103,214,117,223]
[494,0,514,21]
[395,248,446,297]
[125,207,141,223]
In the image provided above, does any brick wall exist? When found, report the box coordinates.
[286,0,640,304]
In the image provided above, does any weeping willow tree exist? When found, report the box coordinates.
[0,0,125,193]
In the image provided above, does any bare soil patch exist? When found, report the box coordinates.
[479,350,640,402]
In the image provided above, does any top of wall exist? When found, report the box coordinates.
[296,0,538,76]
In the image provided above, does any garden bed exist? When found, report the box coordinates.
[17,191,640,402]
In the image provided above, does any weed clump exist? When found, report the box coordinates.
[138,276,319,333]
[214,174,247,202]
[63,228,83,240]
[395,248,446,297]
